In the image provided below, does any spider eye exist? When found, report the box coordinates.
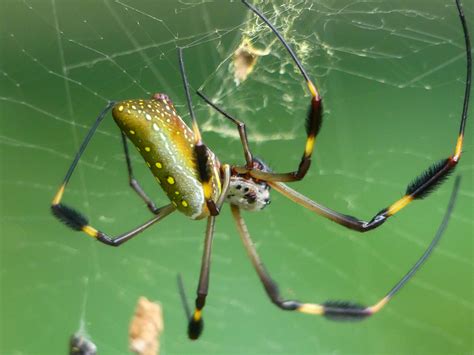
[152,93,170,102]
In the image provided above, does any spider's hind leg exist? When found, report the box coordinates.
[51,101,176,246]
[231,176,460,321]
[178,47,221,216]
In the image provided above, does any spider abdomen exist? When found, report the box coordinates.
[112,95,221,219]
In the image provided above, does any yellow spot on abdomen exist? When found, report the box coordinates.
[118,105,124,112]
[167,176,175,185]
[129,130,135,135]
[181,200,188,207]
[144,147,151,152]
[155,162,162,169]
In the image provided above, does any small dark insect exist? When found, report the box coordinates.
[52,0,471,340]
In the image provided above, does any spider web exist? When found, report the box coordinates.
[0,0,473,354]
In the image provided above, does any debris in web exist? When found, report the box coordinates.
[129,297,164,355]
[233,36,271,85]
[69,332,97,355]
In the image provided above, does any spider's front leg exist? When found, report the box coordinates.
[197,89,322,183]
[271,0,471,233]
[198,0,323,183]
[178,47,221,216]
[235,0,322,183]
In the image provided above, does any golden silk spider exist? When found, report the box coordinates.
[51,0,471,340]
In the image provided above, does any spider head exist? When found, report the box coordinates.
[226,158,271,212]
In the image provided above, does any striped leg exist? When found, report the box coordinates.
[178,48,220,215]
[51,101,176,245]
[196,86,321,180]
[269,0,469,232]
[269,150,461,232]
[180,165,231,339]
[270,0,470,233]
[52,203,175,247]
[196,90,254,168]
[187,215,216,339]
[186,164,231,339]
[231,176,460,319]
[232,0,322,182]
[197,1,322,181]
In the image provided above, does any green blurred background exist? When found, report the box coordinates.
[1,0,473,354]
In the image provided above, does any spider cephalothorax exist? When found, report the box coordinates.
[226,157,271,211]
[226,176,270,211]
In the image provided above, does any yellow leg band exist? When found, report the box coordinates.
[307,81,319,100]
[368,296,389,314]
[454,135,463,161]
[192,125,202,143]
[304,136,315,157]
[387,195,413,216]
[298,303,324,315]
[82,225,99,238]
[52,184,65,205]
[193,309,202,321]
[203,182,213,199]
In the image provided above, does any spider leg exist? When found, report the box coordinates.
[178,48,220,216]
[196,90,253,168]
[199,1,322,180]
[231,176,460,319]
[52,203,175,247]
[232,0,322,182]
[279,0,469,231]
[270,11,469,231]
[184,164,231,339]
[121,132,160,214]
[216,164,232,208]
[270,154,458,232]
[236,0,470,186]
[51,101,177,245]
[52,101,115,207]
[187,215,216,340]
